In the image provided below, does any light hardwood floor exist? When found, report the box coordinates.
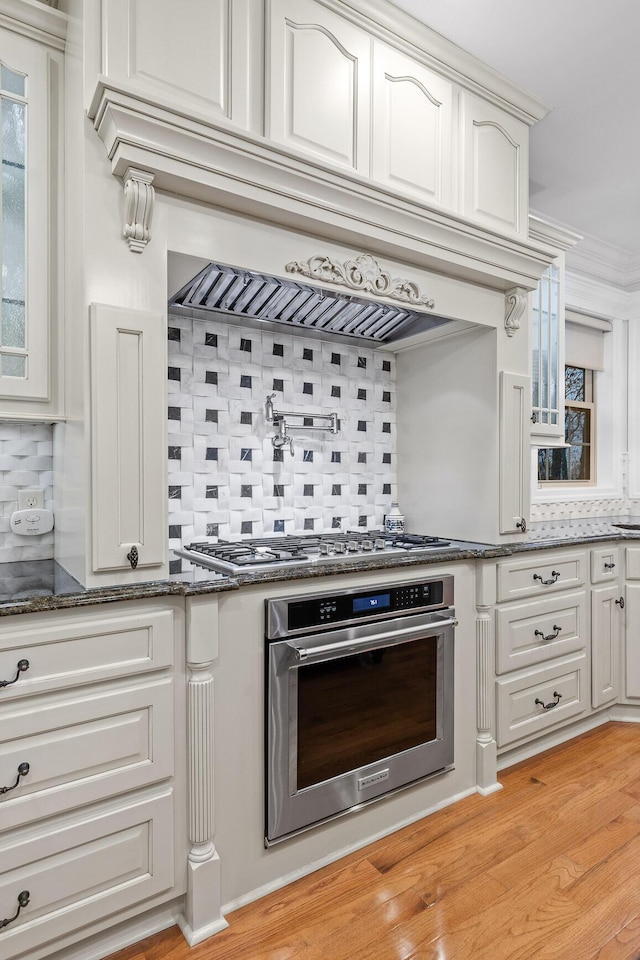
[107,722,640,960]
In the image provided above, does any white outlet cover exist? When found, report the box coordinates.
[18,488,45,510]
[10,508,54,536]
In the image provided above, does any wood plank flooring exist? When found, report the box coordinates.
[107,722,640,960]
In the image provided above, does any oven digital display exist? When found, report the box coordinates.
[353,593,391,613]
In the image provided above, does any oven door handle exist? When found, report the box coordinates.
[287,616,458,662]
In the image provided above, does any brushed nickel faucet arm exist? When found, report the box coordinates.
[265,394,340,456]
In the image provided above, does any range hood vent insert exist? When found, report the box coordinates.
[169,262,451,345]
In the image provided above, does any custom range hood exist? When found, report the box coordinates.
[168,254,453,347]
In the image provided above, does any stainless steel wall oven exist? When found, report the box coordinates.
[265,575,456,844]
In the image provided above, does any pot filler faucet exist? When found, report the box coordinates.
[265,393,339,456]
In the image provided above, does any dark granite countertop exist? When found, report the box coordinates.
[0,559,238,618]
[1,519,638,616]
[516,516,640,550]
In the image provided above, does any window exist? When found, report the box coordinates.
[538,366,595,483]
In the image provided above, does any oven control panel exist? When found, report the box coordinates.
[267,575,454,639]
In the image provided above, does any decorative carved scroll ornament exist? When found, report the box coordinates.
[504,286,527,337]
[285,254,435,309]
[122,167,155,253]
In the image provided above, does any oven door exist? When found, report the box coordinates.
[266,610,455,844]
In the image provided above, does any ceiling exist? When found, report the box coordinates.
[387,0,640,258]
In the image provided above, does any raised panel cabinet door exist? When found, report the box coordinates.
[460,92,528,235]
[371,42,453,207]
[90,304,166,573]
[591,584,620,708]
[102,0,235,121]
[625,583,640,698]
[266,0,371,172]
[499,371,530,535]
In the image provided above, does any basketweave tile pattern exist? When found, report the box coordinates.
[0,422,53,562]
[167,316,397,559]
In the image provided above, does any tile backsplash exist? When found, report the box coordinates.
[167,315,397,563]
[0,422,53,562]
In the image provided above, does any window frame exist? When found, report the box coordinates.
[538,365,596,486]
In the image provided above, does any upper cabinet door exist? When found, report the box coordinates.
[371,42,454,208]
[266,0,371,173]
[103,0,233,122]
[0,26,63,415]
[90,304,166,574]
[460,92,528,236]
[499,371,530,535]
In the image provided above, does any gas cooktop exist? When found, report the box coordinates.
[176,530,461,575]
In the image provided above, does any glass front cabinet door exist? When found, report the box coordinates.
[531,259,564,443]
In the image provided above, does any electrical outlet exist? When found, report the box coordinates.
[18,488,45,511]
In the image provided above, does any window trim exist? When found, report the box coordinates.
[538,366,596,486]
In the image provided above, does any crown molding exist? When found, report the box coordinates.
[565,270,631,321]
[528,213,582,252]
[564,231,640,291]
[0,0,67,46]
[337,0,551,124]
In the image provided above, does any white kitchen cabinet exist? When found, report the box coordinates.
[90,304,166,574]
[495,590,587,675]
[371,41,454,207]
[496,653,588,747]
[591,545,619,584]
[492,548,590,750]
[0,15,64,418]
[591,583,620,708]
[266,0,371,173]
[0,601,185,960]
[498,372,530,535]
[460,91,528,236]
[496,548,587,602]
[103,0,232,123]
[624,547,640,699]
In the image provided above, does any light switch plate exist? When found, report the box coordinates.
[10,508,54,536]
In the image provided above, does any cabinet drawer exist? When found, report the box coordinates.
[0,679,174,831]
[591,546,619,584]
[496,653,588,747]
[0,608,174,702]
[0,786,175,960]
[496,551,586,602]
[496,590,587,674]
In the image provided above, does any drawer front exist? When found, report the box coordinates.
[496,590,587,675]
[0,786,175,959]
[496,653,588,747]
[0,608,174,703]
[591,546,619,584]
[0,679,174,831]
[496,551,587,602]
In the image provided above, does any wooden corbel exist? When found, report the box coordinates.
[123,167,155,253]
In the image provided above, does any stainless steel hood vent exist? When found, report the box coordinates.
[168,260,452,346]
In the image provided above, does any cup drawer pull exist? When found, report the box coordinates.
[533,571,560,586]
[534,625,561,642]
[535,691,562,711]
